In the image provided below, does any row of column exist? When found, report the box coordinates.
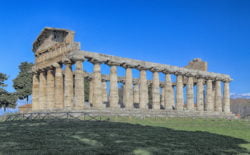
[32,59,231,113]
[86,62,230,113]
[32,58,85,111]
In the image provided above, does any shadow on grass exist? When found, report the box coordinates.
[0,119,248,154]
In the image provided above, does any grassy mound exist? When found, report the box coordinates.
[0,117,249,154]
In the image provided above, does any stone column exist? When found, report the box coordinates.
[215,80,222,112]
[139,68,148,109]
[46,68,55,110]
[160,86,165,108]
[54,63,64,109]
[32,73,39,111]
[152,71,160,110]
[89,78,93,105]
[206,79,213,111]
[74,60,85,109]
[133,82,139,105]
[109,65,119,108]
[102,80,108,103]
[186,76,194,110]
[39,71,47,110]
[196,78,204,111]
[176,74,184,110]
[64,60,73,110]
[92,61,104,109]
[123,66,133,108]
[165,74,174,110]
[223,81,231,113]
[212,83,216,110]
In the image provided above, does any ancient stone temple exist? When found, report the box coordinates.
[31,27,234,118]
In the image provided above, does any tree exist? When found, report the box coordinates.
[0,73,17,111]
[13,62,33,104]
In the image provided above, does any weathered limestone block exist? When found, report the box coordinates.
[139,69,148,109]
[64,62,73,110]
[92,62,104,109]
[176,75,184,110]
[186,76,194,110]
[215,80,222,112]
[39,71,47,110]
[54,63,64,109]
[32,73,39,111]
[152,71,160,110]
[165,74,174,110]
[102,81,108,103]
[206,79,214,111]
[123,67,133,108]
[196,78,204,111]
[46,69,55,110]
[133,83,139,104]
[74,60,84,109]
[223,81,230,113]
[109,65,119,108]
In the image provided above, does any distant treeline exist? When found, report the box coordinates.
[231,98,250,118]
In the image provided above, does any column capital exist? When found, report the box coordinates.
[184,72,196,77]
[222,78,231,83]
[69,50,85,62]
[62,57,72,64]
[121,63,135,68]
[150,67,161,72]
[136,65,148,71]
[106,61,120,66]
[89,58,103,64]
[52,62,61,68]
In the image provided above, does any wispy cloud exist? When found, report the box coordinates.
[231,93,250,99]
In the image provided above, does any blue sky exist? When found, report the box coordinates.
[0,0,249,96]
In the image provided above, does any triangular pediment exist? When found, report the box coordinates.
[32,27,75,54]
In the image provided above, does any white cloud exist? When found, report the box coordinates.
[231,92,250,99]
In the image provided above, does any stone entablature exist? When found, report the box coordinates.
[79,51,231,82]
[31,27,233,117]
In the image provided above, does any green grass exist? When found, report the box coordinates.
[0,117,249,154]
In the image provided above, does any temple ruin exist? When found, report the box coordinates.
[31,27,234,118]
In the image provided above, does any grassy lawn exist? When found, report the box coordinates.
[0,117,249,154]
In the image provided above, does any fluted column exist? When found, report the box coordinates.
[32,73,39,111]
[161,86,165,108]
[139,68,148,109]
[133,82,139,105]
[223,81,231,113]
[206,79,213,111]
[212,83,216,110]
[176,75,184,110]
[92,61,104,108]
[102,80,108,103]
[39,71,47,110]
[54,63,64,109]
[165,74,174,110]
[196,78,204,111]
[74,60,85,109]
[109,65,119,108]
[152,71,160,110]
[89,79,93,105]
[64,61,73,110]
[123,66,133,108]
[215,80,222,112]
[46,68,55,110]
[186,76,194,110]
